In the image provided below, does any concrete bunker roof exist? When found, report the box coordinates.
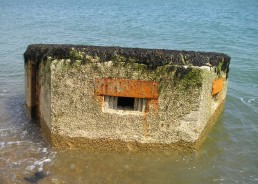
[24,44,230,69]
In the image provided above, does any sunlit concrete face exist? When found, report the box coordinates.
[24,44,230,151]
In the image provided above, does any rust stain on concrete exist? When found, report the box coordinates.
[212,78,223,95]
[29,62,41,119]
[143,101,150,137]
[150,99,159,113]
[37,64,41,118]
[95,78,159,99]
[30,62,35,114]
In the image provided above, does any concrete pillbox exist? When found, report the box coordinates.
[24,44,230,151]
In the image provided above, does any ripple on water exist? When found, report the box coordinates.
[240,97,258,107]
[0,95,55,184]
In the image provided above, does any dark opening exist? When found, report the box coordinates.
[117,97,134,109]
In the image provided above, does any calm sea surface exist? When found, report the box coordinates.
[1,0,258,183]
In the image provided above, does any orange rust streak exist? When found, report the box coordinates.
[212,78,223,95]
[37,64,41,117]
[150,99,159,114]
[95,78,159,99]
[143,101,150,137]
[30,63,35,108]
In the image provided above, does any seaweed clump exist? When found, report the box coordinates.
[24,44,231,72]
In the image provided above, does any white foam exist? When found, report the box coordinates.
[42,148,48,153]
[0,142,5,148]
[26,165,36,171]
[240,97,257,106]
[7,141,22,145]
[25,157,52,173]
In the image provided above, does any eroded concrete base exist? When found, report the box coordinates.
[39,99,225,152]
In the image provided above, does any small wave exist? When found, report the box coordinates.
[0,89,9,96]
[240,97,258,107]
[26,157,53,172]
[0,142,5,148]
[213,178,225,182]
[7,141,22,145]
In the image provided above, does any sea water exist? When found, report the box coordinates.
[0,0,258,183]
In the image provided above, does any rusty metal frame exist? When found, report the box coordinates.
[95,78,158,99]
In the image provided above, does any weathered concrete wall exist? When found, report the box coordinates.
[39,60,51,130]
[25,60,33,109]
[24,44,230,151]
[25,59,52,138]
